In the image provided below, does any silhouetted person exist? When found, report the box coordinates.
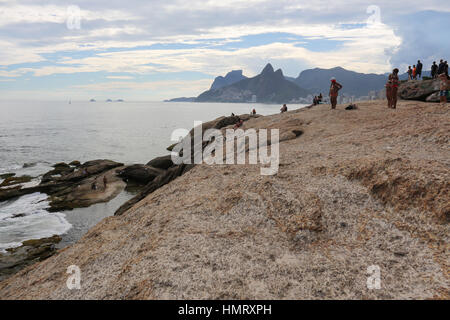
[438,59,445,75]
[280,104,288,113]
[407,66,412,80]
[445,61,449,77]
[416,60,423,79]
[431,61,438,78]
[318,93,323,103]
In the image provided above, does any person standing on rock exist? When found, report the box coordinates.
[386,68,400,109]
[416,60,423,80]
[329,78,343,109]
[431,61,438,78]
[412,65,417,80]
[407,66,412,80]
[438,60,445,75]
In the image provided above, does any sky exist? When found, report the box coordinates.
[0,0,449,101]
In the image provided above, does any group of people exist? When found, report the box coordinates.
[312,93,323,105]
[431,60,449,79]
[247,61,449,115]
[407,59,449,80]
[407,60,423,80]
[91,175,108,191]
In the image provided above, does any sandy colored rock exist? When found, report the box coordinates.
[0,100,448,300]
[48,166,127,211]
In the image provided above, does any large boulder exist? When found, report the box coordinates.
[49,159,123,183]
[118,164,165,184]
[41,164,74,184]
[399,79,440,101]
[0,235,61,282]
[115,163,194,216]
[0,175,32,187]
[426,92,440,102]
[146,155,174,170]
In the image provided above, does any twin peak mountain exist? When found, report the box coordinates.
[169,63,389,104]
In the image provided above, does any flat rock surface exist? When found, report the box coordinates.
[48,166,127,211]
[0,100,448,299]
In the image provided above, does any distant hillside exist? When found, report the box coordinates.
[165,97,197,102]
[210,70,248,90]
[293,67,387,96]
[197,63,310,103]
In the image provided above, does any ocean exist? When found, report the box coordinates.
[0,100,307,251]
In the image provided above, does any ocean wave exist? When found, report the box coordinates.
[0,193,72,252]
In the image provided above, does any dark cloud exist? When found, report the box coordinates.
[386,11,450,69]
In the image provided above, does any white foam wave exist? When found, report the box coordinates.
[0,193,72,252]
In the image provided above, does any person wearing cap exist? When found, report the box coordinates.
[329,78,343,109]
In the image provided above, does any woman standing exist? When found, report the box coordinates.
[329,78,343,109]
[386,68,400,109]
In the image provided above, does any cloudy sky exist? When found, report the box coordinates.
[0,0,449,101]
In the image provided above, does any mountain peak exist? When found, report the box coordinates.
[261,63,274,75]
[210,69,247,90]
[226,70,243,76]
[275,68,284,77]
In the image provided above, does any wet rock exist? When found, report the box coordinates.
[53,162,71,169]
[69,160,81,167]
[0,175,33,187]
[118,164,166,184]
[0,235,61,282]
[146,155,174,170]
[22,162,37,168]
[41,164,74,184]
[0,160,124,203]
[44,159,123,184]
[0,173,15,180]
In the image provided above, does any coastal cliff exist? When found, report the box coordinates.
[0,100,448,299]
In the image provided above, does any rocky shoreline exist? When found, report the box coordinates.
[0,100,448,299]
[0,114,257,281]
